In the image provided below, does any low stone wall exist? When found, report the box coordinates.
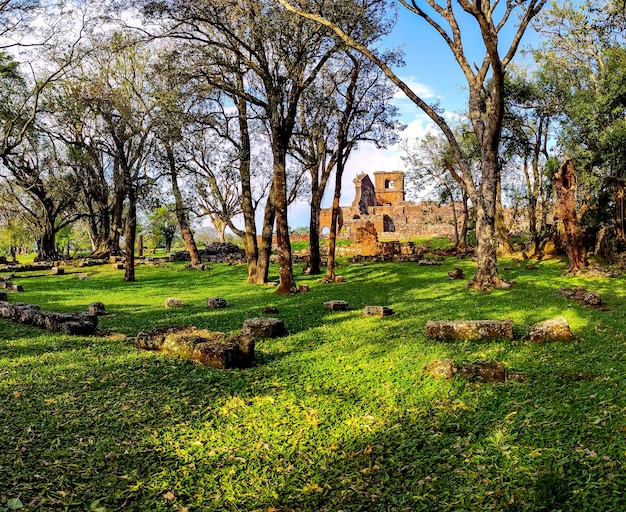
[0,301,98,335]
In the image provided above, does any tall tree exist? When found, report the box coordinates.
[142,0,340,293]
[277,0,546,290]
[291,49,401,275]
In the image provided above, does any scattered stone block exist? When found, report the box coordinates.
[164,297,185,308]
[135,326,255,368]
[112,263,125,270]
[528,316,573,342]
[424,359,459,379]
[334,276,344,283]
[418,259,441,266]
[447,268,465,279]
[242,317,286,338]
[425,319,514,341]
[87,302,106,316]
[0,300,97,335]
[558,286,603,306]
[460,361,506,383]
[299,285,310,293]
[206,297,228,309]
[77,273,89,280]
[324,300,349,311]
[262,306,279,315]
[525,264,537,270]
[50,267,64,275]
[362,305,394,317]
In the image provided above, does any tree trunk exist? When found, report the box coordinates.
[496,178,514,256]
[308,188,323,275]
[324,178,341,282]
[124,188,137,282]
[256,182,276,285]
[234,85,259,283]
[458,190,469,249]
[468,150,509,290]
[272,134,296,294]
[37,217,59,261]
[168,147,201,267]
[554,157,587,272]
[137,234,144,258]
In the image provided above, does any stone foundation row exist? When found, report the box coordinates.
[0,301,98,335]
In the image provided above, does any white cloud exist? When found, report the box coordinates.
[392,77,436,101]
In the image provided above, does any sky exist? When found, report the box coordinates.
[286,1,543,229]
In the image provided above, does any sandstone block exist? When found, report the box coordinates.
[242,317,286,338]
[206,297,228,309]
[88,302,106,316]
[362,305,394,317]
[164,297,184,308]
[529,316,573,342]
[135,326,255,368]
[50,267,64,275]
[324,300,349,311]
[425,319,514,341]
[424,359,459,379]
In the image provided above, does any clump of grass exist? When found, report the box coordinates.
[2,257,626,511]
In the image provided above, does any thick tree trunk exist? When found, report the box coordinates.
[124,189,137,282]
[468,150,509,290]
[37,219,59,261]
[272,136,296,294]
[554,157,587,272]
[234,86,259,283]
[308,189,323,275]
[324,182,341,282]
[496,179,514,256]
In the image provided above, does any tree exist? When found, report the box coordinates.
[145,205,178,253]
[291,49,401,275]
[533,0,626,241]
[402,132,470,249]
[500,71,555,256]
[142,0,341,293]
[277,0,546,290]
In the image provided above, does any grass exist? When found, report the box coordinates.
[2,256,626,511]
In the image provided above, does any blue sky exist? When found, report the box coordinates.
[287,2,543,229]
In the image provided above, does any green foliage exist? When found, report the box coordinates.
[2,258,626,510]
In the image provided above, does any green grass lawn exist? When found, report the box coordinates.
[2,257,626,511]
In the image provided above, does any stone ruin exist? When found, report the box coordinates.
[168,242,246,264]
[0,301,98,335]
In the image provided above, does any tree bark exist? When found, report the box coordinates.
[167,146,201,267]
[272,133,296,294]
[124,188,137,282]
[554,157,587,272]
[496,178,514,256]
[256,181,276,285]
[308,187,323,274]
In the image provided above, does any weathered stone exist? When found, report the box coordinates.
[324,300,349,311]
[424,359,459,379]
[299,285,310,293]
[525,264,537,270]
[164,297,184,308]
[242,317,286,338]
[558,286,603,306]
[0,292,6,301]
[447,268,465,279]
[112,263,125,270]
[87,302,106,316]
[0,300,97,334]
[460,361,506,383]
[262,306,279,315]
[425,319,514,341]
[418,259,441,266]
[206,297,228,309]
[528,316,573,342]
[50,267,64,275]
[362,305,394,317]
[334,275,344,283]
[77,273,89,280]
[135,326,255,368]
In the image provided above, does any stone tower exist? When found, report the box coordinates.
[373,171,405,206]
